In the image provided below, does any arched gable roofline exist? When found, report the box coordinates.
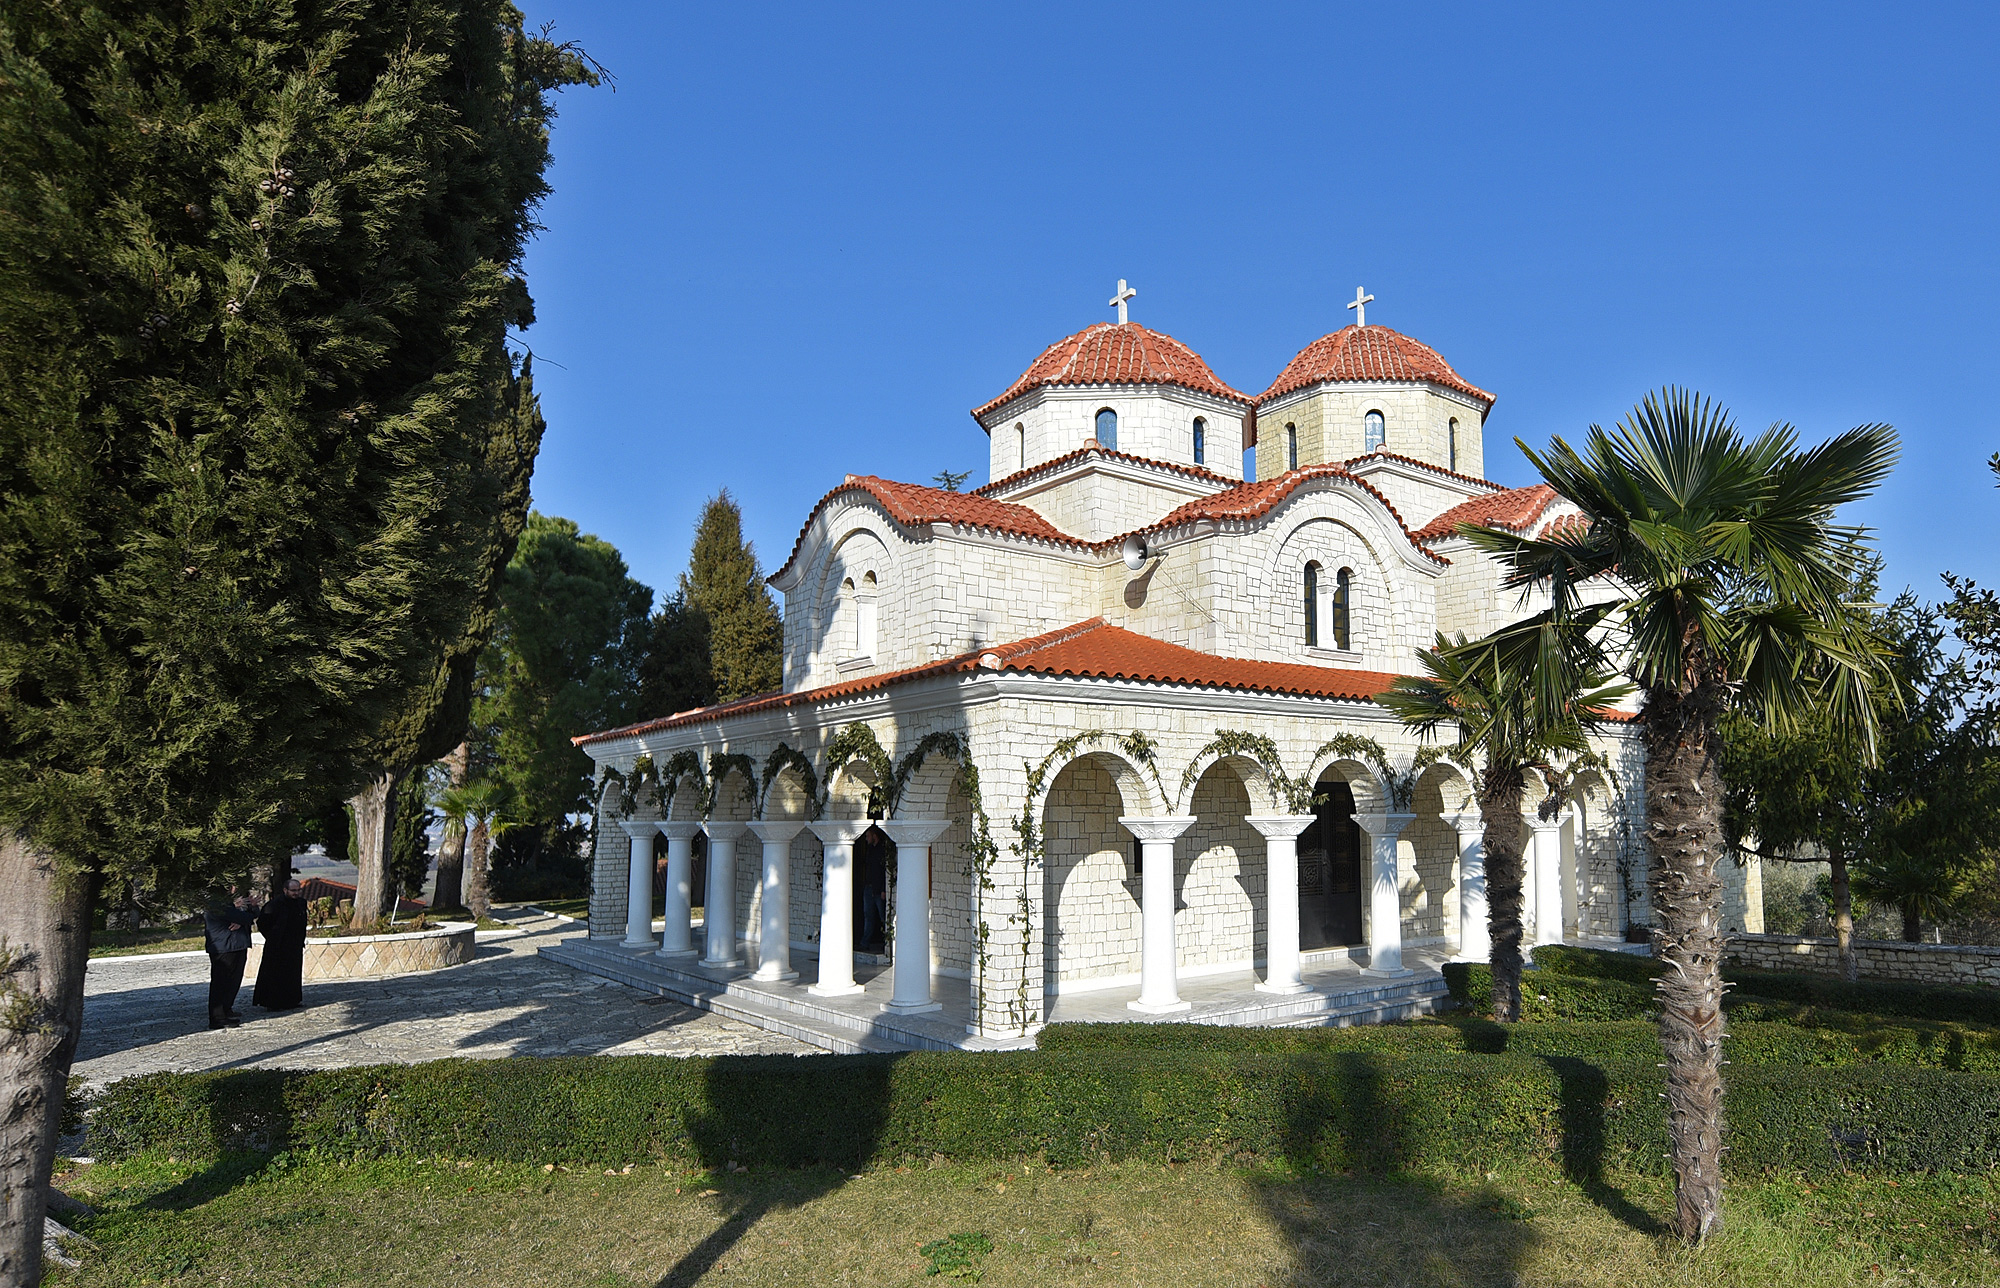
[1122,466,1446,577]
[805,523,896,623]
[771,476,1087,590]
[1038,746,1169,819]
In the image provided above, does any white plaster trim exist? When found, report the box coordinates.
[1303,646,1365,665]
[1258,378,1490,420]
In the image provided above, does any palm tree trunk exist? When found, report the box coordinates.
[0,832,96,1287]
[1481,766,1530,1022]
[1827,850,1858,981]
[1901,900,1921,944]
[465,819,491,919]
[348,770,398,930]
[432,743,469,912]
[1644,683,1731,1243]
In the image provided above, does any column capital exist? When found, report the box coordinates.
[656,821,704,842]
[808,818,874,846]
[1118,814,1197,843]
[702,820,752,842]
[746,819,807,845]
[1523,810,1566,834]
[1353,811,1418,838]
[880,817,950,848]
[1447,809,1484,837]
[1244,814,1315,841]
[616,819,659,841]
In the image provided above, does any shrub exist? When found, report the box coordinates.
[1441,962,1656,1020]
[87,1050,2000,1179]
[1726,967,2000,1028]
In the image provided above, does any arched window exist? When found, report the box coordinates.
[1447,418,1458,472]
[839,577,856,656]
[1286,424,1298,471]
[1364,410,1386,453]
[1302,562,1320,647]
[1192,417,1206,465]
[858,571,879,659]
[1332,568,1353,650]
[1016,423,1026,472]
[1094,407,1118,451]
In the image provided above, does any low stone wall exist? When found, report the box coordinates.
[1729,932,2000,989]
[245,923,475,982]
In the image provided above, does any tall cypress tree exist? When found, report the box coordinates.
[682,492,783,702]
[0,4,594,1275]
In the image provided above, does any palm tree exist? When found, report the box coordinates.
[437,778,512,919]
[1380,632,1630,1022]
[1467,389,1898,1243]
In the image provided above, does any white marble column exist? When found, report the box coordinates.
[617,821,658,949]
[1354,812,1416,976]
[701,821,748,967]
[1120,815,1197,1013]
[880,818,950,1013]
[1528,812,1565,947]
[654,822,702,958]
[746,820,804,981]
[1247,815,1315,994]
[1449,810,1488,963]
[807,820,871,996]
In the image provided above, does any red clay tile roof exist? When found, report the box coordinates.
[1136,465,1450,566]
[1259,325,1494,406]
[772,474,1087,582]
[575,619,1400,745]
[975,442,1236,497]
[973,322,1251,421]
[1411,484,1561,543]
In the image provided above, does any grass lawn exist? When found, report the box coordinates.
[47,1152,2000,1287]
[87,921,206,958]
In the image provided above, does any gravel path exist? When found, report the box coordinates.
[73,909,814,1086]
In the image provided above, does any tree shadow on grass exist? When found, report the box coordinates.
[1538,1055,1664,1236]
[652,1052,900,1287]
[124,1068,298,1213]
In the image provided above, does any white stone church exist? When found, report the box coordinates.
[566,287,1763,1046]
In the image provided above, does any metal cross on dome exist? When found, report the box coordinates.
[1347,286,1374,328]
[1109,279,1136,324]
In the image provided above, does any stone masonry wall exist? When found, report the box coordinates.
[1728,933,2000,988]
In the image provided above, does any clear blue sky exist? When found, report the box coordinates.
[519,2,1999,612]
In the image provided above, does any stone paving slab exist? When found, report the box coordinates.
[74,910,815,1087]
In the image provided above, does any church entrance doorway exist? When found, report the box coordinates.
[690,832,708,920]
[1298,780,1363,949]
[854,824,893,955]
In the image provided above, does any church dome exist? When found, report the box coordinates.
[1258,325,1493,406]
[973,322,1251,422]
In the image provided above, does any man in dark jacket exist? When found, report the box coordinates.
[252,879,309,1010]
[204,891,256,1029]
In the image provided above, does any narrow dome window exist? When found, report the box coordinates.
[1333,568,1353,650]
[1095,407,1118,451]
[1016,423,1026,471]
[1365,410,1386,453]
[1286,424,1298,471]
[1302,562,1320,648]
[1192,417,1206,465]
[1448,418,1458,472]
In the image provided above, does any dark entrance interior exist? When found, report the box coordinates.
[690,832,708,915]
[1298,779,1364,949]
[854,825,893,953]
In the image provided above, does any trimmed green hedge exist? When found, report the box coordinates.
[1036,1018,2000,1073]
[89,1050,2000,1179]
[1442,947,2000,1029]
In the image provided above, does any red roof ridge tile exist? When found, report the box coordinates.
[1410,483,1562,543]
[974,442,1237,497]
[1257,325,1494,406]
[575,619,1403,745]
[1122,465,1450,567]
[973,322,1251,422]
[1342,449,1503,492]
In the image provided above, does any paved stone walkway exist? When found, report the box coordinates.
[74,909,815,1087]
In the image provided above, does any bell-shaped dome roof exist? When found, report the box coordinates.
[1259,325,1493,406]
[974,322,1251,422]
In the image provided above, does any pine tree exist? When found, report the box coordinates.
[474,513,651,844]
[682,492,783,702]
[0,5,595,1274]
[390,769,439,902]
[638,589,715,717]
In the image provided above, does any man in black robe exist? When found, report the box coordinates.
[203,891,256,1029]
[253,878,309,1010]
